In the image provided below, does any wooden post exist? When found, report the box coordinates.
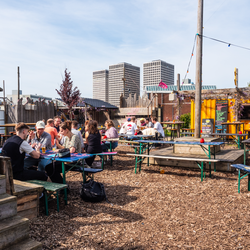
[194,0,203,138]
[177,73,180,119]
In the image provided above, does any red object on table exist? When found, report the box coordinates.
[134,132,138,135]
[200,138,204,143]
[239,131,242,134]
[200,130,202,133]
[103,135,107,139]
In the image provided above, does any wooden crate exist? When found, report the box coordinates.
[13,180,43,220]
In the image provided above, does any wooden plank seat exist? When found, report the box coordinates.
[0,156,44,219]
[127,153,220,182]
[231,164,250,193]
[91,152,117,169]
[0,156,67,217]
[27,180,67,216]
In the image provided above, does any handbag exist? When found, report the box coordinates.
[80,179,106,202]
[58,148,71,158]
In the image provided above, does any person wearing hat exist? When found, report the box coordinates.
[125,117,138,135]
[24,120,52,171]
[140,118,146,126]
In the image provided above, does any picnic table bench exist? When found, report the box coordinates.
[127,153,220,181]
[231,164,250,193]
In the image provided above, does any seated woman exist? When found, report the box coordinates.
[102,120,119,151]
[83,120,89,152]
[85,120,102,167]
[45,120,81,183]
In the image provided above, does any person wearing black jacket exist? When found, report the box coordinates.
[2,123,47,181]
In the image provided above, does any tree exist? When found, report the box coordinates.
[56,68,81,119]
[247,82,250,87]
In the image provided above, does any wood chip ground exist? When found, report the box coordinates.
[29,144,250,249]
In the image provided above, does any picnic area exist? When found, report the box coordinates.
[26,143,250,250]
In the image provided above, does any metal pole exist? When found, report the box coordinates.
[177,73,180,119]
[194,0,203,138]
[17,66,20,101]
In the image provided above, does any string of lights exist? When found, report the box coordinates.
[182,34,197,84]
[199,34,250,51]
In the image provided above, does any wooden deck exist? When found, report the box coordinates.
[144,146,245,172]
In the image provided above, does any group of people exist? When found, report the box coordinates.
[1,117,119,185]
[120,117,165,138]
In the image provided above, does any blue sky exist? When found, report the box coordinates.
[0,0,249,99]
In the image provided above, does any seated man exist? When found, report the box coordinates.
[1,123,47,181]
[45,118,58,147]
[152,117,165,138]
[145,117,154,128]
[24,120,52,171]
[125,117,139,135]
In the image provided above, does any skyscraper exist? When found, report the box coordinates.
[93,70,109,102]
[108,62,140,107]
[143,60,174,89]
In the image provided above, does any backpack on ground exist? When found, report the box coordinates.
[80,179,106,202]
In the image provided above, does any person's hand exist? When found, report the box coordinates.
[29,131,35,140]
[56,139,60,146]
[31,142,37,148]
[35,143,41,152]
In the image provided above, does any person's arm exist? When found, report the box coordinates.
[21,141,41,159]
[100,131,102,144]
[56,139,64,149]
[85,132,89,145]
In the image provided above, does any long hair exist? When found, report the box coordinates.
[105,120,115,129]
[88,120,99,134]
[60,120,72,131]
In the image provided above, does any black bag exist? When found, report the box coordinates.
[80,179,106,202]
[58,148,70,158]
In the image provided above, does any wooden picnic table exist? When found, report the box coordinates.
[161,121,184,138]
[134,139,224,177]
[221,122,244,134]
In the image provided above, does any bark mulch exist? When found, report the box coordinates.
[29,145,250,249]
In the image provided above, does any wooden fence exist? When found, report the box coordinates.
[6,99,55,124]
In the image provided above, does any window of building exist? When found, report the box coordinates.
[240,105,250,120]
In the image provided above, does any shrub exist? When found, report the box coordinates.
[180,113,191,128]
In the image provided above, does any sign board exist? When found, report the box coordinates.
[202,119,214,137]
[215,100,228,132]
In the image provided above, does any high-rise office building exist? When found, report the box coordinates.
[108,62,140,107]
[93,70,109,102]
[143,60,174,89]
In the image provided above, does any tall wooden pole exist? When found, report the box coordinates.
[177,73,180,119]
[194,0,203,138]
[17,66,20,101]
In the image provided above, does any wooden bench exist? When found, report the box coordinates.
[127,153,220,182]
[0,156,43,219]
[0,156,68,216]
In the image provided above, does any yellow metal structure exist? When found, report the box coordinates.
[191,99,250,133]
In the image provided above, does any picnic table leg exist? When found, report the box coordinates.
[139,143,142,172]
[135,147,138,174]
[244,144,246,165]
[208,145,211,178]
[56,191,60,212]
[201,161,203,182]
[238,169,241,193]
[237,135,240,149]
[44,191,49,216]
[147,142,149,166]
[62,162,67,205]
[110,141,113,166]
[248,174,250,192]
[213,146,216,172]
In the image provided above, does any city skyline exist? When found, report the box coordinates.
[1,1,250,99]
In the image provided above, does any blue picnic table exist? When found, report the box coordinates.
[231,164,250,193]
[134,139,224,177]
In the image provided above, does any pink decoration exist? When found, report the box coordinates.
[158,80,168,89]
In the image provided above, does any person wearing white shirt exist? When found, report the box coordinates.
[152,117,165,138]
[125,117,138,135]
